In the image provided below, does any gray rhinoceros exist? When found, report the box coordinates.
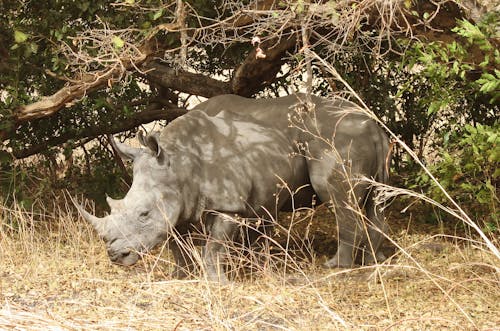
[75,94,391,282]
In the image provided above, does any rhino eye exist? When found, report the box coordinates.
[139,211,150,218]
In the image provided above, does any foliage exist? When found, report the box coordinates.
[404,15,499,114]
[395,15,499,228]
[0,141,128,212]
[409,123,499,231]
[348,15,499,163]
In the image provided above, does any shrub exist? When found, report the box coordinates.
[410,123,499,232]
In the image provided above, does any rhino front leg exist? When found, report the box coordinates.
[170,239,198,279]
[202,213,238,284]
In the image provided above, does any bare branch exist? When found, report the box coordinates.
[16,67,118,122]
[176,0,188,67]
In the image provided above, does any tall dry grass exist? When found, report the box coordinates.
[1,193,499,330]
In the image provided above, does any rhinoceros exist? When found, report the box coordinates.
[75,94,391,282]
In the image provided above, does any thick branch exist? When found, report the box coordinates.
[13,107,187,159]
[12,36,157,125]
[15,68,118,123]
[143,61,232,97]
[232,35,297,97]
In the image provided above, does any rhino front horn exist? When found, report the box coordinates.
[71,198,107,235]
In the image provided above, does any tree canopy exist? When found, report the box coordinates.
[1,0,497,159]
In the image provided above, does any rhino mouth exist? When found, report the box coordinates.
[108,249,140,266]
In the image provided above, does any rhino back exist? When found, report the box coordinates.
[159,110,308,217]
[195,94,366,131]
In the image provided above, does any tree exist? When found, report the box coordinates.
[0,0,497,161]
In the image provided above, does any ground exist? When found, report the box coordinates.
[1,200,499,330]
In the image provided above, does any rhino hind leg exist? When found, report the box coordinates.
[308,157,382,268]
[322,202,366,268]
[360,190,388,265]
[324,241,358,268]
[323,188,388,268]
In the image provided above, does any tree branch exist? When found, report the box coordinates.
[232,35,297,97]
[13,107,187,159]
[15,67,118,123]
[143,61,232,97]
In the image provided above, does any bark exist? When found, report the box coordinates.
[143,61,232,97]
[232,35,297,97]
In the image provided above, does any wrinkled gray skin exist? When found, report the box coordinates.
[76,94,391,283]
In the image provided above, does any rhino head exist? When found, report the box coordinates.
[75,133,182,266]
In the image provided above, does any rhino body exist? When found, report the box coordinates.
[77,94,391,282]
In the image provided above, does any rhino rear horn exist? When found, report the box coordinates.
[107,134,143,160]
[106,194,124,210]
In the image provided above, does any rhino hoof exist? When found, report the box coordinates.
[172,267,194,280]
[323,258,354,269]
[363,251,387,265]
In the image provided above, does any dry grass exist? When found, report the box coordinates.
[1,200,499,331]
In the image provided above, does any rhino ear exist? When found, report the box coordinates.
[107,134,142,160]
[138,131,163,159]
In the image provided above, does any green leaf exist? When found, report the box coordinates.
[476,188,491,204]
[294,0,304,14]
[427,101,442,115]
[480,81,498,93]
[53,30,63,41]
[112,36,125,49]
[152,8,163,20]
[486,133,498,143]
[30,42,39,54]
[460,182,475,192]
[123,105,131,115]
[19,198,33,209]
[14,30,29,43]
[479,55,489,67]
[485,179,495,193]
[448,41,457,53]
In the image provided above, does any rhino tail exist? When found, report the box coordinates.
[377,128,392,185]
